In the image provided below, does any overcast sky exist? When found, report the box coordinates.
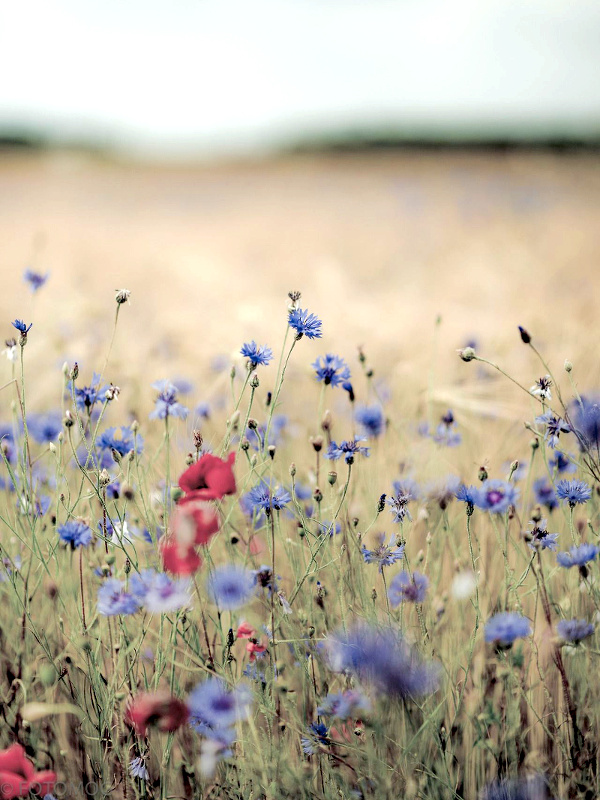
[1,0,599,156]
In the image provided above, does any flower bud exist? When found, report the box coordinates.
[564,360,573,373]
[328,471,337,486]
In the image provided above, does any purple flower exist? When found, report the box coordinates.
[26,412,62,444]
[476,479,519,514]
[556,618,594,644]
[533,477,558,511]
[288,308,323,340]
[455,483,479,515]
[207,565,256,610]
[387,479,418,523]
[301,722,329,755]
[70,372,110,413]
[57,519,93,548]
[11,319,32,334]
[150,380,189,420]
[97,426,143,458]
[130,569,191,613]
[555,479,591,508]
[326,437,370,465]
[355,405,385,438]
[535,412,571,448]
[432,409,461,447]
[485,612,531,647]
[548,451,576,474]
[129,757,149,780]
[388,571,429,605]
[97,579,140,616]
[187,678,252,741]
[526,520,559,552]
[240,341,273,367]
[361,533,404,572]
[556,543,599,569]
[23,268,49,292]
[569,395,600,454]
[325,622,440,698]
[243,481,291,518]
[312,354,351,387]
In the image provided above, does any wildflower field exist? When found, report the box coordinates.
[1,152,600,800]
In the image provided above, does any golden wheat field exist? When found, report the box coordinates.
[1,150,599,376]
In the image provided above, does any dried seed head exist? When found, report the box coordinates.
[458,347,476,362]
[115,289,131,305]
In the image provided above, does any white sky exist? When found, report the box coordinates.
[1,0,599,156]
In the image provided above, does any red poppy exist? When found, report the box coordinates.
[246,639,267,662]
[236,622,256,639]
[161,538,202,575]
[178,452,236,500]
[125,691,189,736]
[173,496,220,546]
[0,743,56,799]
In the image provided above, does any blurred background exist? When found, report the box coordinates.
[0,0,599,397]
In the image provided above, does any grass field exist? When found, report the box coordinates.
[0,149,600,800]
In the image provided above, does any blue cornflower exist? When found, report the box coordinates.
[243,481,291,517]
[475,479,519,514]
[312,353,351,387]
[207,565,256,610]
[361,533,404,573]
[555,478,591,508]
[526,520,559,552]
[432,409,461,447]
[150,380,189,420]
[326,437,370,465]
[535,411,571,448]
[557,618,594,644]
[187,678,252,740]
[480,775,553,800]
[355,405,385,438]
[26,412,62,444]
[533,477,558,511]
[317,690,370,720]
[11,319,32,334]
[387,479,418,523]
[57,519,93,548]
[97,426,143,464]
[23,268,49,292]
[129,757,149,780]
[455,483,479,515]
[288,307,323,340]
[548,451,576,474]
[240,341,273,367]
[70,372,110,412]
[485,612,531,647]
[325,622,440,698]
[556,543,599,569]
[97,579,140,616]
[388,570,429,605]
[569,395,600,454]
[301,722,329,755]
[130,569,191,613]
